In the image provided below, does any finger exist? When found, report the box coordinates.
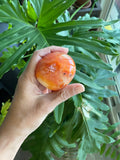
[43,83,85,113]
[35,46,68,56]
[25,46,69,78]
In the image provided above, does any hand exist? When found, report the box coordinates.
[0,46,85,160]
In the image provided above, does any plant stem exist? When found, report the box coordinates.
[70,0,90,20]
[89,0,98,16]
[23,54,32,58]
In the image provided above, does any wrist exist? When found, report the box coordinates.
[0,125,27,149]
[0,129,26,160]
[0,118,28,160]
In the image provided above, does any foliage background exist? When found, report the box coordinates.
[0,0,120,160]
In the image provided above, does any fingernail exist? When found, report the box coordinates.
[75,84,85,94]
[80,84,85,92]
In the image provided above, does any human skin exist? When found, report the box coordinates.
[0,46,85,160]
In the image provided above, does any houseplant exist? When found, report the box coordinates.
[0,0,120,160]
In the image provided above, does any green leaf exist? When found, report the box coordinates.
[27,1,37,22]
[74,46,101,59]
[99,121,120,159]
[105,146,112,157]
[54,102,64,124]
[116,154,120,160]
[37,0,76,27]
[46,35,118,55]
[87,88,118,98]
[75,99,115,155]
[45,152,55,160]
[0,1,28,24]
[0,28,47,78]
[111,131,120,138]
[0,46,18,63]
[0,25,34,51]
[0,41,29,77]
[48,138,64,158]
[12,58,26,70]
[111,150,116,159]
[72,94,82,108]
[66,109,83,143]
[66,97,112,157]
[55,134,76,148]
[0,100,11,126]
[74,70,102,89]
[103,122,120,134]
[95,79,115,87]
[0,25,24,41]
[103,28,120,44]
[42,18,116,34]
[100,144,107,155]
[77,14,118,26]
[69,51,112,70]
[28,0,43,18]
[73,30,107,39]
[0,0,7,5]
[74,28,120,45]
[113,139,120,146]
[0,46,26,70]
[83,94,110,111]
[22,0,27,11]
[94,69,116,79]
[77,136,87,160]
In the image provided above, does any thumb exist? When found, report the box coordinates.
[46,83,85,109]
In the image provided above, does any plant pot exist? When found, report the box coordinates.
[74,0,92,8]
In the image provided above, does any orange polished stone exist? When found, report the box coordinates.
[35,52,76,91]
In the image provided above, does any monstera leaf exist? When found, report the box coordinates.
[0,1,120,160]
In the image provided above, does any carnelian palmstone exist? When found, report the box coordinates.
[35,52,76,91]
